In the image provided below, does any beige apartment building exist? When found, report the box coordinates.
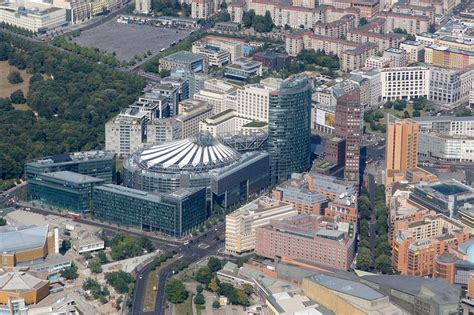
[225,196,297,255]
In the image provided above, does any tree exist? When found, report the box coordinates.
[220,0,227,9]
[212,300,221,308]
[159,69,171,78]
[207,257,223,272]
[242,10,255,28]
[195,267,213,285]
[10,89,25,104]
[412,110,421,117]
[97,250,108,263]
[241,283,254,296]
[105,271,134,294]
[138,236,154,253]
[208,276,220,293]
[177,259,189,271]
[359,239,370,249]
[7,70,23,84]
[375,254,393,274]
[456,108,472,117]
[403,110,410,118]
[196,284,203,293]
[61,239,71,251]
[194,293,205,305]
[359,17,368,26]
[376,242,392,257]
[165,279,189,304]
[356,247,373,271]
[89,257,103,273]
[0,217,6,226]
[61,263,78,280]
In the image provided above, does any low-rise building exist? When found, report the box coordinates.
[400,40,425,64]
[325,193,357,223]
[199,109,267,137]
[159,51,207,73]
[383,48,408,68]
[72,235,104,254]
[256,214,356,270]
[192,41,231,67]
[224,58,262,81]
[418,133,474,163]
[305,172,357,200]
[225,196,297,255]
[252,51,291,71]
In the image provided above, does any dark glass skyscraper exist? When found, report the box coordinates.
[268,76,312,184]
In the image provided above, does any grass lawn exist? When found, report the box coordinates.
[13,103,32,111]
[143,257,178,312]
[0,61,32,99]
[175,294,193,315]
[366,103,429,133]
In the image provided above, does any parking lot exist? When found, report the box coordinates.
[72,19,192,61]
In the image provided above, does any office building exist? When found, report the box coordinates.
[272,174,328,215]
[424,45,474,69]
[199,109,267,137]
[25,150,116,184]
[224,58,263,81]
[0,3,66,33]
[193,88,236,115]
[302,274,404,315]
[306,172,357,200]
[252,51,291,71]
[160,76,190,102]
[380,67,430,101]
[268,76,312,184]
[28,171,105,212]
[409,180,474,217]
[130,95,170,120]
[159,51,207,73]
[418,133,474,163]
[224,196,297,255]
[428,66,474,110]
[385,116,419,185]
[192,41,231,67]
[147,84,180,116]
[93,185,207,237]
[0,224,58,268]
[412,116,474,137]
[105,108,148,156]
[383,48,408,68]
[334,87,362,182]
[123,133,270,209]
[361,275,462,315]
[135,0,151,13]
[392,212,470,277]
[256,214,356,270]
[236,78,281,122]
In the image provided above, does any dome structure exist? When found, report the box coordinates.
[137,133,241,173]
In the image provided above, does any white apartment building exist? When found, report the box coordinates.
[380,67,430,101]
[225,196,297,255]
[364,56,390,69]
[0,3,66,32]
[400,41,425,64]
[135,0,151,13]
[192,41,231,67]
[236,83,271,123]
[206,38,243,63]
[191,0,213,19]
[105,109,148,156]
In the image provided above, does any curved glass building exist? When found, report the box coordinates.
[268,76,312,184]
[123,133,269,208]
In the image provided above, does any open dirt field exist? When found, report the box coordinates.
[0,61,32,99]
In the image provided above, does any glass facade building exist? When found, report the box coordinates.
[92,184,207,237]
[28,171,105,212]
[25,151,116,184]
[268,76,312,184]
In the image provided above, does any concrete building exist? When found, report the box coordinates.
[272,174,328,215]
[385,116,419,185]
[349,69,382,108]
[400,40,425,64]
[383,48,408,68]
[71,235,104,254]
[374,11,430,35]
[325,193,357,223]
[225,196,297,255]
[159,51,207,73]
[191,0,214,19]
[205,38,243,63]
[193,88,236,115]
[313,14,357,39]
[252,51,291,71]
[198,109,267,137]
[418,133,474,163]
[428,66,474,110]
[147,84,180,116]
[105,108,148,156]
[227,1,245,23]
[235,78,280,122]
[306,172,357,200]
[135,0,151,13]
[192,41,231,67]
[256,214,356,270]
[224,58,262,81]
[0,271,50,305]
[364,56,390,69]
[412,116,474,136]
[380,67,430,101]
[0,3,66,33]
[424,45,474,69]
[0,225,59,268]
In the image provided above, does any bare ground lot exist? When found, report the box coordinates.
[72,19,192,61]
[0,61,32,99]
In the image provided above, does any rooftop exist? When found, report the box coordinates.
[0,225,49,254]
[28,151,115,166]
[307,274,385,301]
[0,271,48,292]
[162,51,204,63]
[42,171,105,184]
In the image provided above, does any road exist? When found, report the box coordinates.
[131,226,225,315]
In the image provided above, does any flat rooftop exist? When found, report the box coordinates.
[28,151,115,166]
[431,183,469,195]
[0,225,48,254]
[42,171,105,184]
[162,51,204,63]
